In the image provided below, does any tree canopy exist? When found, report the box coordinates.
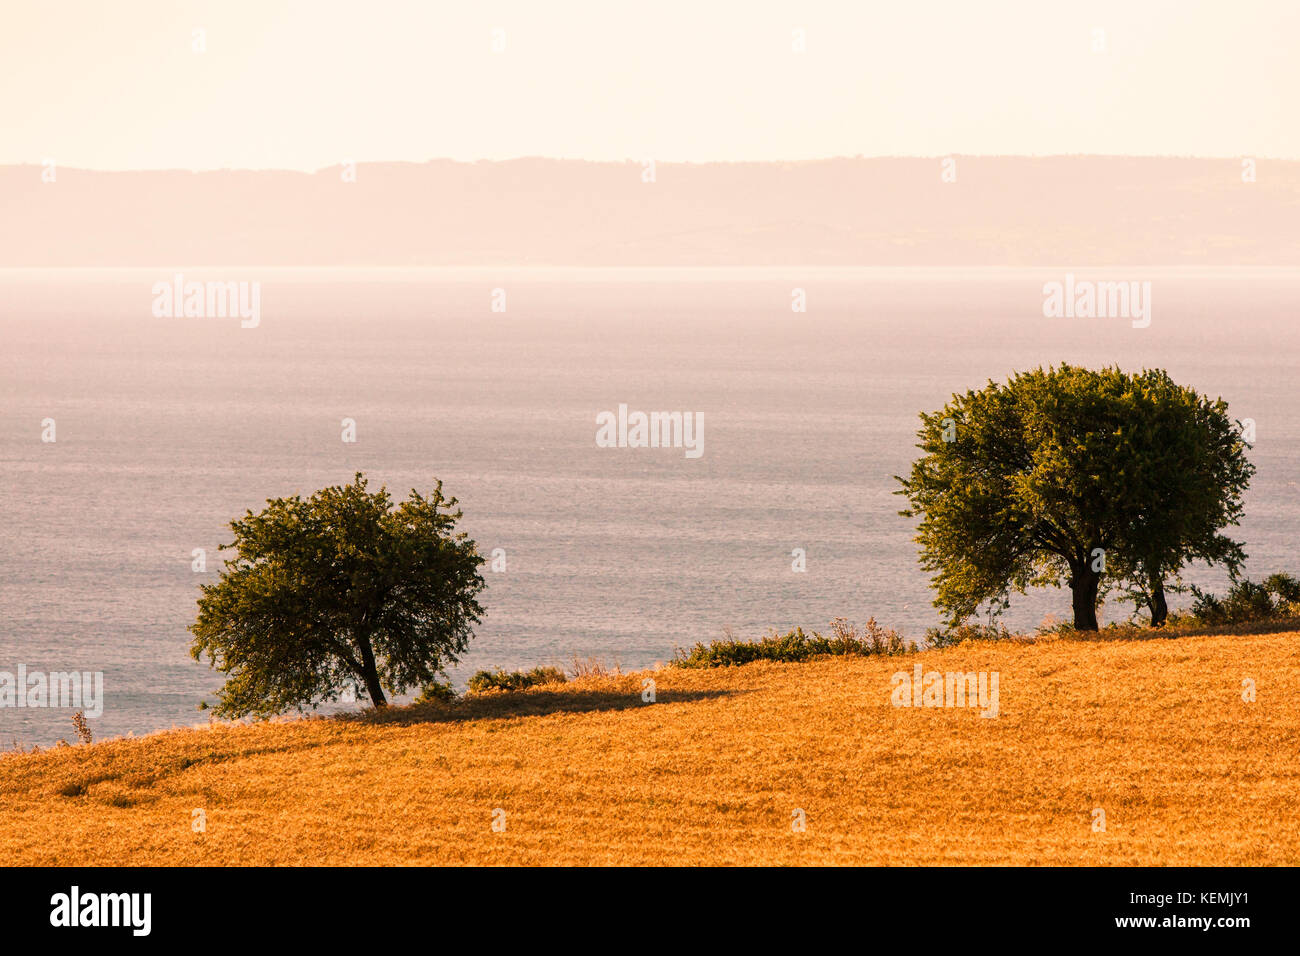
[190,473,485,718]
[895,366,1253,629]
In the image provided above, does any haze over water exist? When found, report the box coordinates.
[3,267,1297,745]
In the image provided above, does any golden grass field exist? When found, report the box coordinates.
[2,630,1297,865]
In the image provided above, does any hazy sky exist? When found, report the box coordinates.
[2,0,1297,170]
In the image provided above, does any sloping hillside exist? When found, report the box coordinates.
[2,631,1296,865]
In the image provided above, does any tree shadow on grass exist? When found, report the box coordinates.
[1059,616,1300,642]
[342,686,745,729]
[9,686,746,803]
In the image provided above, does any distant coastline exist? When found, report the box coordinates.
[5,156,1299,268]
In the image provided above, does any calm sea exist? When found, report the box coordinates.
[3,268,1298,745]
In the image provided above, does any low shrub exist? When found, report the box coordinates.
[672,618,910,669]
[467,667,568,694]
[567,655,621,679]
[414,679,458,704]
[923,622,1017,649]
[1185,573,1300,626]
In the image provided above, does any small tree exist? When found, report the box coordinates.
[190,473,485,718]
[895,366,1253,630]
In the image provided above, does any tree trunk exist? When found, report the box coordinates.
[1070,564,1101,631]
[1149,574,1168,627]
[355,633,387,707]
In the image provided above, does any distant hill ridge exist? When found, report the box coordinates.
[3,156,1298,266]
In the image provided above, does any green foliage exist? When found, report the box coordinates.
[923,622,1016,649]
[467,667,567,694]
[895,365,1253,630]
[1185,573,1300,626]
[672,619,910,668]
[414,679,458,704]
[189,473,486,719]
[1264,572,1300,604]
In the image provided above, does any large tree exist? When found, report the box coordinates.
[895,366,1253,630]
[190,473,485,717]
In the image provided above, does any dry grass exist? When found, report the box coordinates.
[2,630,1297,865]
